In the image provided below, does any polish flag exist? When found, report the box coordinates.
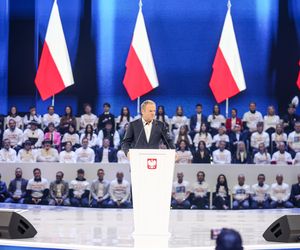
[209,1,246,103]
[123,5,159,100]
[297,60,300,90]
[35,0,74,101]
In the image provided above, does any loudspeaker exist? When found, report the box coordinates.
[263,215,300,242]
[0,211,37,239]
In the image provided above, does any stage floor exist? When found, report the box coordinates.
[0,204,300,250]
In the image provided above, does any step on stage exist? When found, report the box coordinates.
[0,204,300,250]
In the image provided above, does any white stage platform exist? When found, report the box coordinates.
[0,204,300,250]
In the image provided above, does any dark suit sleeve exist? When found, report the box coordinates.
[121,121,135,156]
[161,123,175,149]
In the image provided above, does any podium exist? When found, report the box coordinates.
[130,149,176,237]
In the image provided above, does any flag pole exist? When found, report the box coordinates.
[137,97,140,115]
[52,95,55,107]
[226,98,229,118]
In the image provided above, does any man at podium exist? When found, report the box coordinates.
[121,100,175,157]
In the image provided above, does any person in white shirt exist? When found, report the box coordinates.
[212,126,229,149]
[171,106,189,136]
[36,140,59,162]
[251,174,270,209]
[61,124,80,149]
[232,174,250,209]
[97,121,120,149]
[23,121,44,148]
[75,137,95,163]
[17,140,37,163]
[69,169,90,207]
[42,105,60,128]
[176,140,193,164]
[207,104,226,136]
[6,106,23,129]
[23,107,42,128]
[287,122,300,157]
[270,174,293,208]
[90,169,110,208]
[116,106,133,138]
[79,124,98,149]
[107,172,131,208]
[3,119,23,152]
[79,103,98,131]
[193,123,213,150]
[271,124,287,152]
[191,171,209,209]
[0,139,17,162]
[156,105,170,130]
[250,122,270,152]
[171,172,191,209]
[263,105,280,135]
[25,168,49,205]
[212,141,231,164]
[271,142,292,165]
[117,149,129,163]
[242,102,263,133]
[253,143,271,164]
[59,141,76,163]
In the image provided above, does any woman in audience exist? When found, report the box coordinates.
[80,124,98,149]
[213,174,230,210]
[193,141,211,163]
[174,125,192,148]
[6,106,23,129]
[207,104,226,136]
[171,105,188,136]
[233,141,252,164]
[253,142,271,164]
[59,106,77,134]
[175,140,193,164]
[212,126,230,151]
[23,106,42,128]
[62,124,80,150]
[79,103,98,132]
[44,122,61,150]
[156,105,170,129]
[264,105,280,136]
[116,106,132,138]
[193,123,213,150]
[271,123,287,153]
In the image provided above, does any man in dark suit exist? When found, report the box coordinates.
[5,168,28,204]
[189,104,207,139]
[96,138,118,163]
[121,100,175,157]
[290,174,300,208]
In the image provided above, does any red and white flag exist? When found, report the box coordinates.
[297,60,300,90]
[35,0,74,101]
[209,1,246,103]
[123,4,159,100]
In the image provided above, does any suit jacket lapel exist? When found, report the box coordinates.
[138,119,148,144]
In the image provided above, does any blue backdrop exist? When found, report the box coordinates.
[2,0,300,117]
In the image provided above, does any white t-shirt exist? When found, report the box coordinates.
[176,150,193,163]
[270,183,290,202]
[250,131,270,149]
[288,131,300,152]
[207,114,226,129]
[109,179,131,202]
[242,111,263,131]
[253,152,271,164]
[271,151,292,165]
[212,149,231,164]
[62,133,80,146]
[3,128,23,147]
[17,149,37,163]
[75,147,95,163]
[42,113,60,127]
[172,180,190,200]
[233,184,250,201]
[0,148,17,162]
[193,132,213,149]
[27,178,49,198]
[36,148,59,162]
[264,115,280,131]
[251,183,270,202]
[271,132,287,147]
[69,179,90,198]
[59,151,76,163]
[192,181,209,197]
[117,150,129,163]
[80,113,98,129]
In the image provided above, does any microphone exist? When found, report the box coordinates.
[134,121,149,148]
[155,120,172,149]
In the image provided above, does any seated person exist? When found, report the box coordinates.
[192,141,211,164]
[25,168,49,205]
[264,105,280,136]
[90,169,110,208]
[171,105,189,136]
[97,102,115,131]
[225,108,242,133]
[212,141,231,164]
[213,174,230,210]
[59,141,76,163]
[174,125,192,148]
[117,149,129,163]
[229,124,247,154]
[107,172,131,208]
[176,140,193,164]
[36,139,59,162]
[270,174,293,208]
[6,106,23,129]
[0,139,17,162]
[116,106,133,139]
[23,120,44,148]
[290,174,300,208]
[61,124,80,150]
[156,105,170,130]
[44,122,61,149]
[80,103,98,131]
[171,172,191,209]
[242,102,263,134]
[193,123,213,150]
[23,107,42,128]
[3,119,23,152]
[96,138,117,163]
[42,105,60,129]
[232,174,250,209]
[207,104,226,136]
[5,168,28,204]
[271,142,292,165]
[49,171,70,206]
[271,124,287,153]
[212,126,229,151]
[69,169,90,207]
[79,124,98,149]
[0,173,8,202]
[75,137,95,163]
[191,171,209,209]
[189,104,207,139]
[287,121,300,158]
[253,143,271,164]
[282,103,299,134]
[59,106,77,134]
[250,122,269,153]
[251,174,270,209]
[97,121,120,149]
[17,140,37,163]
[232,141,252,164]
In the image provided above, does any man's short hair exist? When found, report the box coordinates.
[33,168,41,173]
[196,103,202,108]
[77,169,85,174]
[103,102,111,108]
[141,100,156,111]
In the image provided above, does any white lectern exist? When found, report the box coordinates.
[130,149,175,238]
